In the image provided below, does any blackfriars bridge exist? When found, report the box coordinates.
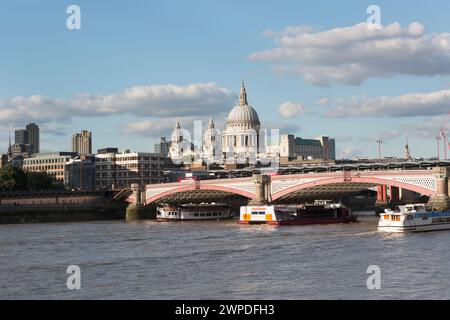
[125,166,450,210]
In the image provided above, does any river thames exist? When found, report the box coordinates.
[1,214,449,299]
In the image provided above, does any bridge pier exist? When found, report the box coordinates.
[126,184,155,220]
[428,167,450,210]
[247,174,270,206]
[375,185,389,213]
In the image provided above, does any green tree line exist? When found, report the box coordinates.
[0,165,57,191]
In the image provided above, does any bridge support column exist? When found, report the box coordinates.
[375,185,389,213]
[428,167,450,210]
[248,174,270,205]
[390,186,400,204]
[126,184,155,220]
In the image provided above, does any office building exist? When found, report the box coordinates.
[22,152,78,183]
[154,137,169,156]
[65,155,96,190]
[72,130,92,155]
[26,123,40,154]
[95,150,167,190]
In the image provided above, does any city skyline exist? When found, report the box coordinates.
[1,0,450,159]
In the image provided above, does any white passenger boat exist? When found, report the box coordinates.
[156,203,232,221]
[378,204,450,233]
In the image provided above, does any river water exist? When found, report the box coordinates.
[0,213,449,299]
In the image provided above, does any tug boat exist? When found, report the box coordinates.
[156,203,232,221]
[238,201,357,225]
[378,204,450,233]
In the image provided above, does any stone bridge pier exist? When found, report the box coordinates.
[428,167,450,210]
[126,184,155,220]
[248,174,271,205]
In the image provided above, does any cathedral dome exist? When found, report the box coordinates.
[227,104,260,125]
[226,81,260,127]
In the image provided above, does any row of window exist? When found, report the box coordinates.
[159,212,226,217]
[24,158,66,165]
[24,165,64,170]
[432,217,450,223]
[95,157,163,162]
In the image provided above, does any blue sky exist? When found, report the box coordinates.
[1,0,450,159]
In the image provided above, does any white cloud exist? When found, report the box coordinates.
[317,98,331,106]
[250,22,450,85]
[0,82,236,130]
[339,147,363,159]
[325,89,450,118]
[262,25,316,38]
[278,102,308,118]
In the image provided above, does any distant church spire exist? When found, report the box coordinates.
[7,132,12,157]
[208,117,215,129]
[404,137,411,160]
[239,80,248,106]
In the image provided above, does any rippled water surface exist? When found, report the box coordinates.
[1,213,449,299]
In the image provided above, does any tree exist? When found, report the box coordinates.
[26,171,53,191]
[0,165,27,191]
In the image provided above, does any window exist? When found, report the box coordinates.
[407,215,414,220]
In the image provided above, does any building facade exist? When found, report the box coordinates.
[65,155,96,190]
[72,130,92,155]
[26,123,40,154]
[13,123,40,156]
[266,134,336,161]
[95,150,167,190]
[154,137,170,156]
[11,143,33,158]
[22,152,78,183]
[14,129,27,145]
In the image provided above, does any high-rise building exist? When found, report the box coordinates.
[72,130,92,155]
[14,123,40,155]
[154,137,169,156]
[26,123,40,154]
[14,129,28,145]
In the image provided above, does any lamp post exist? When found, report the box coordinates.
[376,139,383,161]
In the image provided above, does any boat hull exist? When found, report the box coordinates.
[378,222,450,233]
[239,216,357,225]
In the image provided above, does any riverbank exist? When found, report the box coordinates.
[0,204,127,224]
[0,190,128,224]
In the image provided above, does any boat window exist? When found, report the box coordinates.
[213,213,217,216]
[413,206,421,211]
[251,211,265,215]
[206,213,212,216]
[407,215,414,220]
[194,213,199,217]
[200,213,205,216]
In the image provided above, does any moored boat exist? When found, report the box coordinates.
[156,203,232,221]
[238,202,357,225]
[378,204,450,233]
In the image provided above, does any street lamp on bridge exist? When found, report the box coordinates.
[376,139,383,161]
